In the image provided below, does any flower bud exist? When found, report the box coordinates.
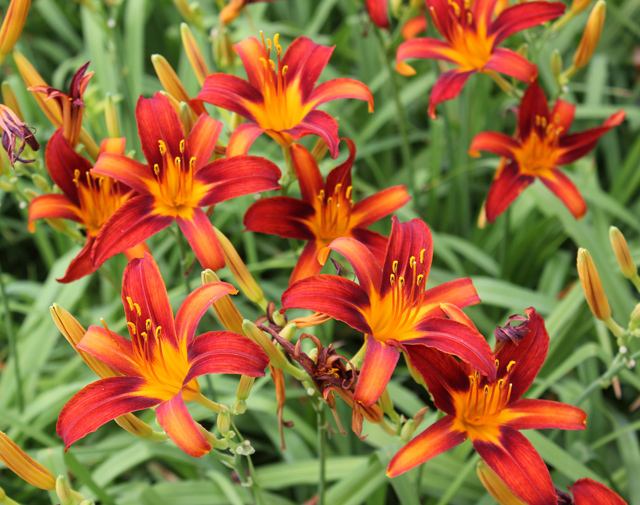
[570,0,592,15]
[609,226,636,279]
[220,0,246,25]
[573,0,606,70]
[181,23,209,85]
[217,411,231,435]
[551,49,565,84]
[476,461,526,505]
[577,248,611,320]
[0,0,31,61]
[0,432,55,490]
[213,27,236,69]
[13,51,62,125]
[104,93,120,138]
[201,269,244,333]
[1,82,23,120]
[214,227,267,309]
[151,54,190,104]
[242,320,289,369]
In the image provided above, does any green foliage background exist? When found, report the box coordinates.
[1,0,639,503]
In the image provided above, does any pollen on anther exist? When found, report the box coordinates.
[419,248,426,263]
[158,139,167,155]
[506,360,516,372]
[179,139,185,153]
[392,260,399,273]
[127,321,137,334]
[155,326,162,339]
[145,318,152,331]
[126,296,134,311]
[133,302,142,316]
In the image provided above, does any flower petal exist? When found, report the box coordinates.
[490,1,565,44]
[570,479,627,505]
[76,325,137,375]
[91,153,154,194]
[57,376,158,449]
[57,239,98,283]
[177,209,225,271]
[474,428,556,505]
[186,331,268,381]
[401,15,429,40]
[288,110,340,158]
[99,137,126,155]
[175,282,238,345]
[387,416,466,477]
[156,393,210,457]
[350,185,411,228]
[494,307,548,401]
[186,114,223,170]
[329,236,382,291]
[244,196,314,239]
[45,129,91,203]
[396,37,457,71]
[351,228,389,259]
[282,274,371,334]
[504,398,587,431]
[354,337,400,406]
[198,73,262,121]
[558,110,625,165]
[234,37,270,89]
[469,131,519,158]
[281,36,334,100]
[484,48,537,83]
[28,194,79,232]
[92,195,172,268]
[410,317,496,380]
[122,253,178,345]
[518,82,550,139]
[290,241,323,284]
[197,156,281,206]
[290,143,324,202]
[366,0,390,28]
[421,278,480,311]
[226,122,265,157]
[308,78,374,113]
[428,70,473,119]
[551,99,575,132]
[539,170,587,218]
[485,161,534,222]
[136,93,184,167]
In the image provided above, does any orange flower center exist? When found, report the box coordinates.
[149,139,208,219]
[363,250,429,343]
[451,363,516,443]
[244,34,312,132]
[445,2,495,71]
[73,169,129,236]
[124,295,198,402]
[308,183,354,243]
[513,117,563,176]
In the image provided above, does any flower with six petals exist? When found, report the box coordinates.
[57,254,269,457]
[198,34,374,158]
[396,0,565,117]
[387,308,587,505]
[244,140,410,283]
[90,92,281,271]
[282,216,496,407]
[469,82,625,222]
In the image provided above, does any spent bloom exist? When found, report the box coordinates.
[0,103,38,165]
[57,254,268,457]
[90,92,280,271]
[244,140,410,283]
[469,82,624,222]
[28,130,143,283]
[198,34,374,157]
[396,0,565,117]
[388,309,587,505]
[283,217,495,407]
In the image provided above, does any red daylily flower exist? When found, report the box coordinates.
[57,254,268,457]
[396,0,565,117]
[31,62,92,147]
[469,82,625,222]
[282,216,495,407]
[569,479,627,505]
[197,34,374,158]
[244,140,410,284]
[90,92,281,271]
[387,308,587,505]
[28,130,143,283]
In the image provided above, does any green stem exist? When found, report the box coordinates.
[316,403,327,505]
[175,224,193,292]
[230,421,265,505]
[500,208,510,278]
[0,260,24,412]
[374,29,414,197]
[575,350,640,405]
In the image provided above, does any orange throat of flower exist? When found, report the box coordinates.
[513,118,562,176]
[308,183,354,244]
[73,169,129,236]
[451,363,516,444]
[149,139,208,219]
[363,250,429,343]
[124,295,197,402]
[445,3,495,71]
[244,34,312,133]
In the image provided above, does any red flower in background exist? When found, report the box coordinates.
[396,0,565,117]
[387,308,587,505]
[469,82,625,222]
[90,92,280,271]
[244,140,410,284]
[57,254,268,457]
[28,130,143,282]
[282,217,495,407]
[198,34,374,158]
[366,0,390,28]
[570,479,627,505]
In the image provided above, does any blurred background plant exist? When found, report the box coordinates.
[0,0,639,504]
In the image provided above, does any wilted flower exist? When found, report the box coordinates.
[0,103,38,165]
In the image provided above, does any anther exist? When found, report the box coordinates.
[126,296,134,311]
[179,139,185,153]
[419,248,426,263]
[153,163,160,176]
[155,326,162,339]
[133,302,142,316]
[158,140,166,155]
[506,360,516,372]
[145,319,152,331]
[392,260,399,273]
[127,321,137,334]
